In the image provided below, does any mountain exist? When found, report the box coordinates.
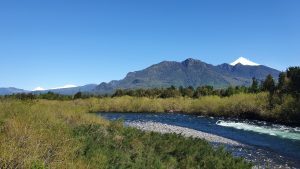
[94,58,280,94]
[0,87,28,95]
[33,84,97,95]
[0,58,281,95]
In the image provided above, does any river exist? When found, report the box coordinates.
[99,112,300,168]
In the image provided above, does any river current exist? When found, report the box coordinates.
[99,112,300,168]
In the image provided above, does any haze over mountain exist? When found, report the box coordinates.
[0,84,97,96]
[32,84,98,95]
[33,85,78,92]
[0,87,29,95]
[0,58,280,95]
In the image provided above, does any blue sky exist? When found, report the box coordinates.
[0,0,299,90]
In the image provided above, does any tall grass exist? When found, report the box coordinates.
[96,92,299,124]
[0,99,108,168]
[0,99,251,168]
[95,93,277,119]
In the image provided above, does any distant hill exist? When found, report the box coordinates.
[0,87,28,95]
[33,84,97,95]
[94,58,280,94]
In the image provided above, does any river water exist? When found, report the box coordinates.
[99,112,300,168]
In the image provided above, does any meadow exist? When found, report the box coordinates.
[0,98,251,168]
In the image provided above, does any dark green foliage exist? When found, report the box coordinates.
[277,72,288,92]
[160,86,181,98]
[3,91,98,100]
[271,67,300,122]
[37,92,72,100]
[73,122,252,169]
[73,92,82,99]
[111,85,253,98]
[286,67,300,98]
[262,74,275,93]
[12,93,36,100]
[112,89,125,97]
[194,85,214,97]
[221,86,236,97]
[269,67,300,121]
[179,86,194,97]
[249,77,260,93]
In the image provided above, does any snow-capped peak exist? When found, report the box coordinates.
[32,84,77,91]
[230,57,259,66]
[33,87,45,91]
[50,84,77,90]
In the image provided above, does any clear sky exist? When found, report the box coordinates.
[0,0,299,90]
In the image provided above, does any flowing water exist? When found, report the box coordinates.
[99,112,300,168]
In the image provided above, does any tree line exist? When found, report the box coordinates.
[2,66,299,101]
[112,66,300,99]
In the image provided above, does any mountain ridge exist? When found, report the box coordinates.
[94,58,280,94]
[0,87,29,95]
[0,58,281,95]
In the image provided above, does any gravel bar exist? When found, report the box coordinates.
[126,121,243,146]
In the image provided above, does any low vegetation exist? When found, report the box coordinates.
[2,67,300,125]
[0,99,251,168]
[81,92,298,125]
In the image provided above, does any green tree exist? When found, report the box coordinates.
[160,86,180,98]
[277,72,288,92]
[180,86,194,97]
[286,67,300,99]
[193,85,214,98]
[112,89,125,97]
[261,74,276,109]
[224,86,235,96]
[249,77,259,93]
[262,74,275,93]
[74,92,82,99]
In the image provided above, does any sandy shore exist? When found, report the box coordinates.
[126,121,243,146]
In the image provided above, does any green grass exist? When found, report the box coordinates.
[0,99,251,168]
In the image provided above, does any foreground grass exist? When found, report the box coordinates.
[0,99,251,168]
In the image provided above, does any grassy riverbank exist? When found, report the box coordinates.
[96,93,299,125]
[0,99,251,168]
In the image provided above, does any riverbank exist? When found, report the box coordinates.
[101,112,300,169]
[91,94,300,126]
[0,99,251,168]
[3,92,300,126]
[126,121,242,146]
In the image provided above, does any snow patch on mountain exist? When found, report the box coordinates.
[33,87,46,91]
[50,84,77,90]
[230,57,259,66]
[33,84,77,91]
